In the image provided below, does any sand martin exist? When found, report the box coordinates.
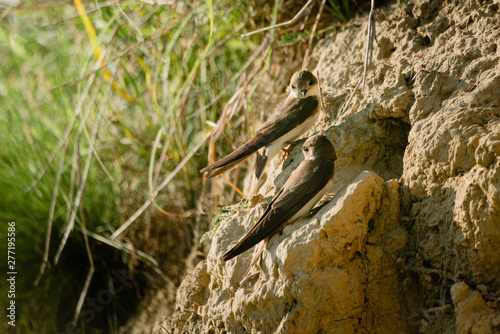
[222,135,336,279]
[200,70,320,194]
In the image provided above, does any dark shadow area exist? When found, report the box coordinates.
[374,117,411,180]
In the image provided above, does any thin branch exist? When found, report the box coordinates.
[303,0,327,69]
[72,267,94,325]
[316,70,327,117]
[212,41,273,142]
[155,21,247,194]
[241,0,315,38]
[54,77,110,264]
[299,2,314,30]
[339,0,377,117]
[221,174,246,198]
[23,59,99,193]
[63,70,105,235]
[339,76,362,117]
[205,22,245,58]
[72,210,95,325]
[154,204,185,218]
[362,0,376,89]
[34,61,101,285]
[34,138,70,286]
[84,230,163,269]
[50,8,196,91]
[110,130,214,240]
[186,36,271,122]
[326,91,348,102]
[40,1,116,27]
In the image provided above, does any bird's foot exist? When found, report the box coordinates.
[281,147,290,160]
[281,140,301,160]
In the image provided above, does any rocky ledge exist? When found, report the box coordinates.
[150,0,500,332]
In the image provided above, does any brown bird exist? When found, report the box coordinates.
[200,70,320,194]
[222,135,336,280]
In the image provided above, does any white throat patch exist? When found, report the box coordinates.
[307,85,319,97]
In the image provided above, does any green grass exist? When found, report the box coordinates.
[200,203,250,242]
[326,0,350,22]
[0,1,263,332]
[0,0,352,332]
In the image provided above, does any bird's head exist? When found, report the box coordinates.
[302,135,337,161]
[290,70,319,99]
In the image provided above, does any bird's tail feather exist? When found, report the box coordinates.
[223,239,252,261]
[222,223,269,261]
[203,154,249,178]
[200,143,260,177]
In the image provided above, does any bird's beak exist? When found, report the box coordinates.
[291,89,306,99]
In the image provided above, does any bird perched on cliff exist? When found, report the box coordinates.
[222,135,336,281]
[200,70,320,195]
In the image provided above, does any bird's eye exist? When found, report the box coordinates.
[309,79,314,85]
[304,147,309,151]
[291,85,296,89]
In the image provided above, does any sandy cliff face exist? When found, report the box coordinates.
[155,0,500,333]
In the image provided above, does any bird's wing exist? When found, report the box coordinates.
[222,158,333,261]
[200,96,318,177]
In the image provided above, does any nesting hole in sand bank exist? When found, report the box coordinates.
[374,117,411,180]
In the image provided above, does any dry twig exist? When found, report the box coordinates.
[54,72,111,264]
[111,130,214,240]
[303,0,327,69]
[34,139,70,286]
[241,0,316,38]
[339,0,377,117]
[362,0,377,89]
[72,214,95,325]
[316,70,327,117]
[34,57,102,284]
